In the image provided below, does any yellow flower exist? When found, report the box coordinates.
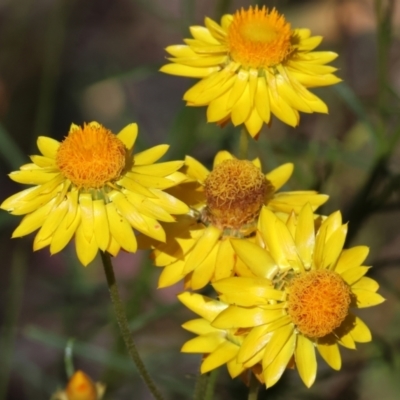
[147,151,328,289]
[160,6,341,137]
[178,292,248,379]
[211,205,385,388]
[1,122,189,266]
[51,370,105,400]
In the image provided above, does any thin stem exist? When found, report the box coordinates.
[100,252,165,400]
[248,372,260,400]
[204,369,219,400]
[239,127,250,159]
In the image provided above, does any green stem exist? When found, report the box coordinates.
[248,372,260,400]
[100,252,165,400]
[204,369,219,400]
[239,127,250,159]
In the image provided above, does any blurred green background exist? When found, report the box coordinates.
[0,0,399,399]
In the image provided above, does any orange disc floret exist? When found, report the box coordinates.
[204,159,272,229]
[227,6,293,69]
[56,123,127,190]
[287,269,351,338]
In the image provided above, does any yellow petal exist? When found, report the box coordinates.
[9,170,59,185]
[297,35,323,51]
[320,224,347,270]
[194,74,236,104]
[157,260,185,288]
[201,341,238,373]
[93,200,110,251]
[35,197,69,242]
[268,78,299,127]
[147,189,189,215]
[351,276,379,292]
[184,155,210,182]
[227,357,246,378]
[190,25,220,44]
[230,239,278,279]
[116,123,137,151]
[212,306,285,329]
[182,318,216,335]
[50,192,81,254]
[213,151,234,167]
[190,244,218,290]
[165,44,196,58]
[295,203,315,270]
[75,222,99,266]
[255,76,271,124]
[214,277,285,306]
[182,332,224,353]
[238,325,272,364]
[207,89,231,122]
[231,84,251,126]
[317,341,341,370]
[227,69,249,108]
[245,107,263,137]
[262,323,295,369]
[269,192,328,214]
[184,225,222,273]
[352,289,385,308]
[178,292,228,322]
[214,239,235,281]
[126,171,178,190]
[160,63,219,78]
[350,315,372,343]
[106,203,137,253]
[259,208,293,271]
[134,144,169,165]
[341,266,370,285]
[335,246,369,274]
[264,330,296,388]
[131,161,183,177]
[265,163,293,191]
[36,136,60,159]
[12,198,56,238]
[118,176,156,198]
[295,334,317,388]
[79,194,94,242]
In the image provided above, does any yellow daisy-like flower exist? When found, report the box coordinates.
[51,370,105,400]
[1,122,189,266]
[211,205,385,388]
[178,291,248,379]
[160,6,341,137]
[148,151,328,289]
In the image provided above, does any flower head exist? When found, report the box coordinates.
[1,122,188,266]
[145,151,328,289]
[161,6,341,137]
[211,205,385,388]
[51,370,105,400]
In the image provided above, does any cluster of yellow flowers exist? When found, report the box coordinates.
[1,6,384,393]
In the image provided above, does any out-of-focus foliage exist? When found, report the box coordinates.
[0,0,399,399]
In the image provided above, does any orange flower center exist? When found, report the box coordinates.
[204,159,272,230]
[66,371,98,400]
[227,6,292,69]
[287,270,351,338]
[56,123,127,189]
